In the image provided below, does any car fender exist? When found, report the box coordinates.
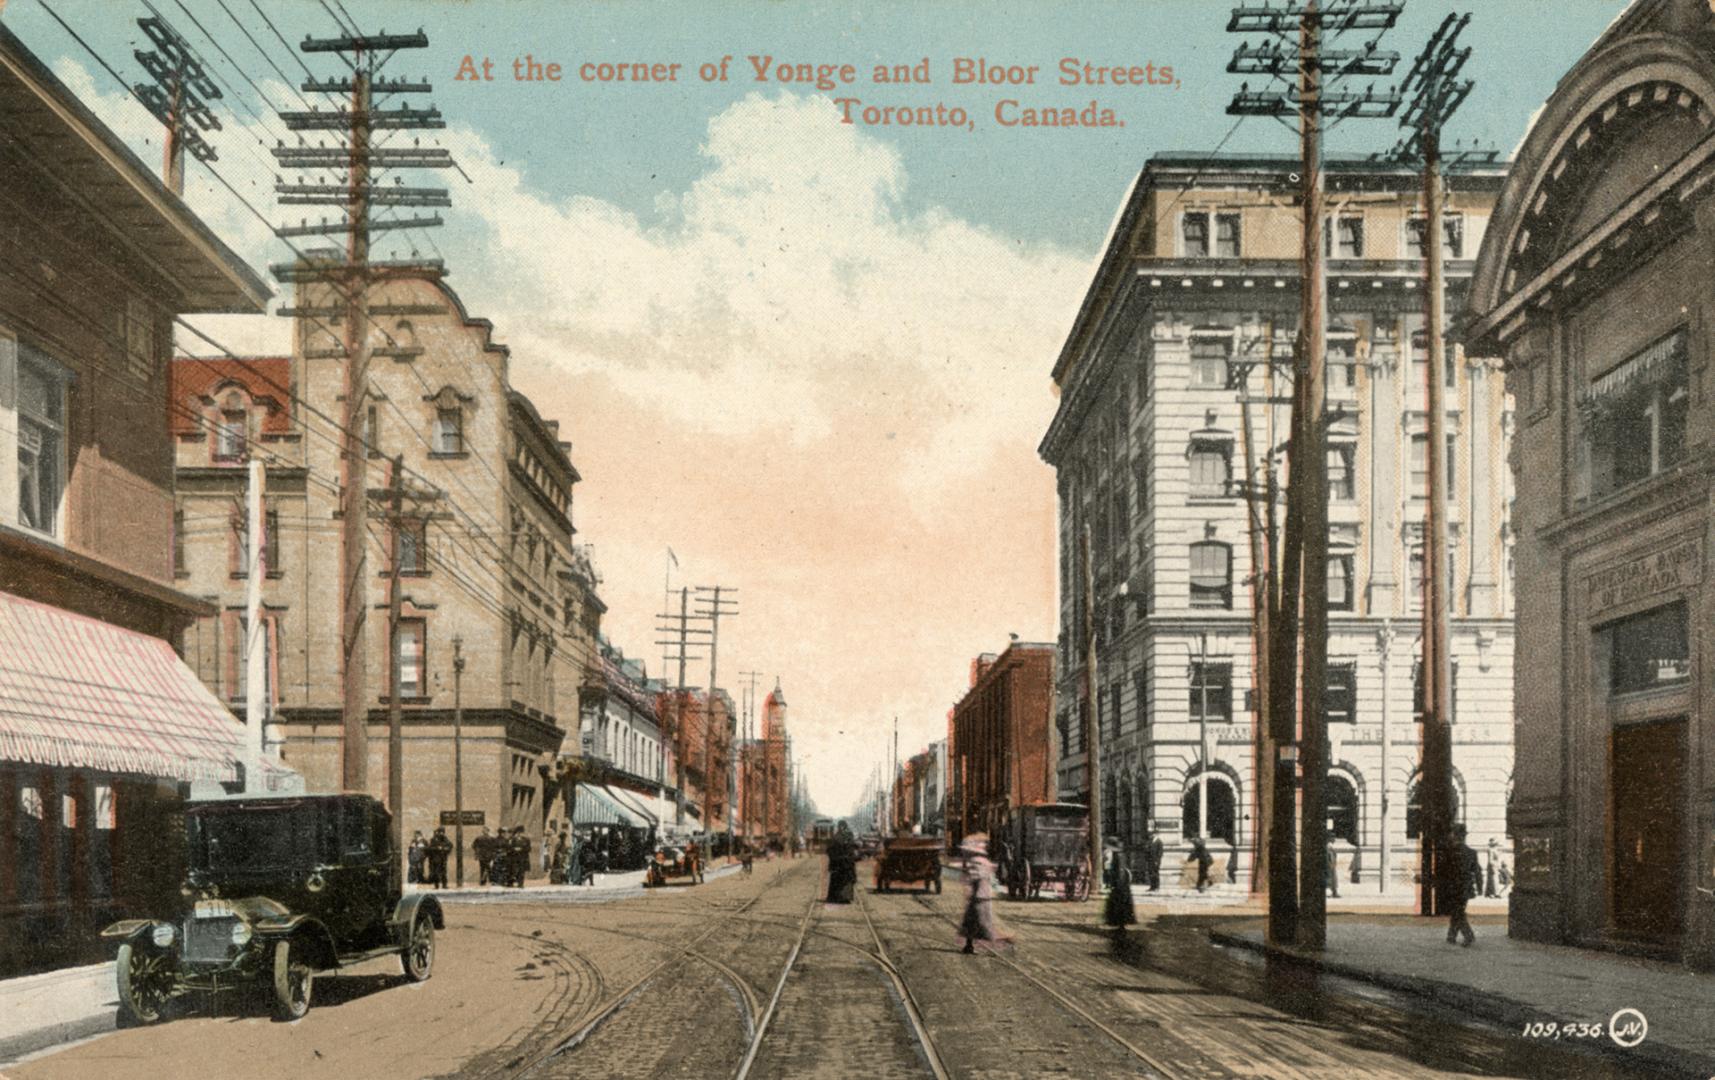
[99,918,163,942]
[251,915,339,971]
[391,892,445,945]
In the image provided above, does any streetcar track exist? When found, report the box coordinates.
[907,891,1182,1080]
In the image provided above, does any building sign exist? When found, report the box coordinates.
[1587,537,1702,618]
[1514,834,1553,891]
[440,810,484,827]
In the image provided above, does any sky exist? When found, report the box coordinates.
[4,0,1627,817]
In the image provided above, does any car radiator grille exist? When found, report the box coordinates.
[183,916,238,963]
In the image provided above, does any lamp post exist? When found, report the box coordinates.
[452,635,466,887]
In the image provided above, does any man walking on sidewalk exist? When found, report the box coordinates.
[1147,832,1164,892]
[1441,824,1482,946]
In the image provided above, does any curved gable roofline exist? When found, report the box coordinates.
[417,275,510,360]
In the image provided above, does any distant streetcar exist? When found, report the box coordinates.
[808,818,837,853]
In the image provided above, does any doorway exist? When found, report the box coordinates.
[1610,717,1687,948]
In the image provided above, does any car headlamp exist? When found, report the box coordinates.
[151,924,176,948]
[306,871,326,893]
[229,921,252,947]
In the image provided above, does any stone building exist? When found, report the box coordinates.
[0,24,275,975]
[946,641,1055,847]
[1466,0,1715,965]
[170,272,602,883]
[565,640,677,835]
[1040,152,1516,887]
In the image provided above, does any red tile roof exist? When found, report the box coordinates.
[169,357,293,435]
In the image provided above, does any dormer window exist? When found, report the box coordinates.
[213,391,247,463]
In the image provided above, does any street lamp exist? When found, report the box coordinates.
[452,636,466,886]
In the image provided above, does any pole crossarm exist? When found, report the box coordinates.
[270,147,455,168]
[277,185,452,207]
[301,30,430,53]
[1228,87,1402,117]
[1228,2,1402,34]
[279,105,446,130]
[303,77,432,94]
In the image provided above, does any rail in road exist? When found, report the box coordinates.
[494,856,954,1080]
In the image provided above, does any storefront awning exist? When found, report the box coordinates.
[571,782,647,828]
[0,589,261,783]
[603,785,659,828]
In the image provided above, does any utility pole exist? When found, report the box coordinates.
[1079,520,1103,893]
[1391,12,1474,918]
[655,586,708,827]
[130,13,221,196]
[1235,320,1281,894]
[740,670,763,846]
[242,458,267,792]
[370,455,444,859]
[453,636,466,886]
[273,27,451,797]
[695,585,739,852]
[1227,0,1403,950]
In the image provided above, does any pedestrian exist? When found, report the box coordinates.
[1350,845,1364,887]
[427,827,452,889]
[1103,848,1135,938]
[544,819,557,876]
[1191,837,1213,892]
[473,827,495,887]
[1485,838,1500,897]
[512,826,531,887]
[550,828,570,885]
[956,833,1011,953]
[1326,839,1340,898]
[1441,824,1481,946]
[1147,833,1164,892]
[826,823,857,903]
[1498,861,1511,895]
[407,830,427,885]
[1227,839,1239,884]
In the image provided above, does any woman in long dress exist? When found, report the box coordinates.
[957,834,1011,954]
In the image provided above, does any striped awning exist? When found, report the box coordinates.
[0,589,256,782]
[572,782,646,828]
[603,785,659,828]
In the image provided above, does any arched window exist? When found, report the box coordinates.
[214,390,247,463]
[1181,773,1236,845]
[1189,541,1232,609]
[1405,772,1465,840]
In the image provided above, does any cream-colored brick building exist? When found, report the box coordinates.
[171,272,602,882]
[1041,153,1515,890]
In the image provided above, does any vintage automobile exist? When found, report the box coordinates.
[874,836,943,894]
[644,844,704,887]
[99,793,443,1023]
[999,802,1093,901]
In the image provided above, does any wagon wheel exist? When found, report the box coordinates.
[1069,856,1092,902]
[401,912,435,982]
[116,941,174,1025]
[272,938,314,1021]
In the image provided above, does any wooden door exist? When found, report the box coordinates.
[1610,718,1686,947]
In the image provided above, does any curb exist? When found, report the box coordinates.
[0,1011,115,1067]
[1208,930,1715,1080]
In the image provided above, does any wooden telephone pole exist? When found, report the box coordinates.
[131,13,222,196]
[657,587,709,827]
[272,28,453,797]
[695,586,739,850]
[1227,0,1403,949]
[1391,12,1476,918]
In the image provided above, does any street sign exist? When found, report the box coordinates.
[440,810,484,827]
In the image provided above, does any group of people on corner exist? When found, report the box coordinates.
[405,828,454,888]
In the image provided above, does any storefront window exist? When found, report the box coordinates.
[1581,331,1689,501]
[1602,602,1690,696]
[16,782,43,903]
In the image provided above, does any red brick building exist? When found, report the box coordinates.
[946,642,1056,847]
[0,25,271,976]
[652,686,733,832]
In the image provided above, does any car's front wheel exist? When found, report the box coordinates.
[116,940,174,1025]
[272,938,314,1020]
[402,912,435,982]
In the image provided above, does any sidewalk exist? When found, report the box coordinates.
[1210,918,1715,1078]
[407,858,743,903]
[0,962,115,1067]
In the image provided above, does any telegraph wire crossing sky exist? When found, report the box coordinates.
[1,0,1627,815]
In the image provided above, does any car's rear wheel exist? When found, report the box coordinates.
[402,912,435,982]
[272,939,314,1020]
[116,941,173,1025]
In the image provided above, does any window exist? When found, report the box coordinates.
[173,508,186,576]
[214,405,246,463]
[1215,212,1242,257]
[1406,214,1464,259]
[1601,602,1690,696]
[1131,453,1149,520]
[1325,661,1357,723]
[1189,336,1231,389]
[17,357,66,537]
[1181,211,1210,257]
[122,295,154,383]
[1407,433,1457,499]
[1583,331,1690,500]
[1189,439,1232,498]
[397,618,426,697]
[1328,553,1354,611]
[397,518,427,575]
[1189,541,1233,609]
[1110,681,1123,740]
[1327,774,1360,845]
[1412,658,1460,723]
[232,507,280,578]
[364,404,380,458]
[1328,444,1355,501]
[1410,334,1459,389]
[1133,669,1149,729]
[1188,661,1233,722]
[433,406,464,455]
[1325,214,1364,258]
